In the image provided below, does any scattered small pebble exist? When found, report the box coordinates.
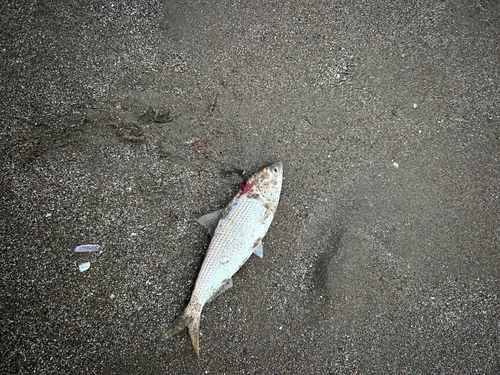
[78,262,91,272]
[74,244,100,253]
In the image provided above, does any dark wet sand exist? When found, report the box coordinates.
[1,1,499,373]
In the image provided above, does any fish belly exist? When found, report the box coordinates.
[192,196,272,306]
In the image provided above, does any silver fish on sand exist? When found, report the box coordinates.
[161,162,283,356]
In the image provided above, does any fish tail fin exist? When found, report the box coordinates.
[161,302,203,356]
[187,313,201,357]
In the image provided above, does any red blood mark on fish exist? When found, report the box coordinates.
[238,180,254,197]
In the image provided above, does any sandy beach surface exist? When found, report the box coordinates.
[1,1,499,373]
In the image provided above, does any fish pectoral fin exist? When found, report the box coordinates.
[195,209,225,235]
[253,241,263,258]
[206,278,233,303]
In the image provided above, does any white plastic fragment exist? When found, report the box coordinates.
[74,244,100,253]
[78,262,91,272]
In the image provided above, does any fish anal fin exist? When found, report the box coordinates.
[206,278,233,303]
[196,209,225,235]
[253,241,263,258]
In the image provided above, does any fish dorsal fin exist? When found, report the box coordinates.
[196,209,225,235]
[206,278,233,303]
[253,241,263,258]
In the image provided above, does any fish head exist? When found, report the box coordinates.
[247,162,283,204]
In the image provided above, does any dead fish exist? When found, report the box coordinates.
[161,162,283,356]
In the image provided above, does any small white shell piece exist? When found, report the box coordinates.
[78,262,91,272]
[74,244,100,253]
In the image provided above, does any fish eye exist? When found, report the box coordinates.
[272,166,278,173]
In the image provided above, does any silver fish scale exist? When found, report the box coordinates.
[193,195,271,306]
